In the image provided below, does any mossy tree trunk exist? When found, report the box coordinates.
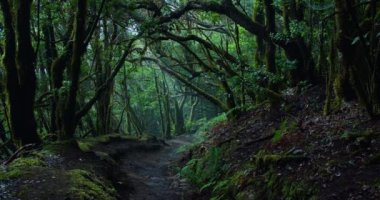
[42,4,59,132]
[0,0,41,146]
[57,0,88,139]
[174,97,186,136]
[162,74,172,139]
[95,19,115,135]
[334,0,379,117]
[188,97,199,124]
[281,0,316,85]
[253,0,265,67]
[263,0,276,75]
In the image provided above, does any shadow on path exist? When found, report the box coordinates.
[120,135,195,200]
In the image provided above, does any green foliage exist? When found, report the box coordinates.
[58,80,71,96]
[195,113,227,136]
[186,146,312,200]
[289,21,310,39]
[182,113,226,145]
[251,168,316,200]
[272,119,298,143]
[209,169,249,200]
[272,131,283,143]
[180,147,223,188]
[281,181,317,200]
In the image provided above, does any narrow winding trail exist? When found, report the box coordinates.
[119,135,194,200]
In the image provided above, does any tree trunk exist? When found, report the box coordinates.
[95,20,114,135]
[174,99,186,136]
[0,0,41,146]
[334,0,374,116]
[264,0,276,74]
[253,0,265,66]
[58,0,88,139]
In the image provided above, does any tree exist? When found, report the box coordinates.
[0,0,41,146]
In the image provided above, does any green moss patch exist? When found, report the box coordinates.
[77,134,140,152]
[0,157,45,180]
[252,150,307,170]
[0,141,120,200]
[68,169,117,200]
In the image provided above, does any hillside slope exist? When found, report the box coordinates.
[180,86,380,200]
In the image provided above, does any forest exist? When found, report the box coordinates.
[0,0,379,199]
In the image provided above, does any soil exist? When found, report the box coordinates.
[187,86,380,199]
[117,135,195,200]
[0,135,196,200]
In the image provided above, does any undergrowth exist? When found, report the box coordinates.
[272,118,298,143]
[180,147,224,188]
[178,113,227,153]
[180,143,315,199]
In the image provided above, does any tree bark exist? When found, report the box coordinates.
[59,0,88,139]
[0,0,41,146]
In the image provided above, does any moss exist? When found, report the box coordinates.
[250,169,316,200]
[77,134,140,152]
[0,157,45,180]
[323,89,332,115]
[78,136,110,152]
[253,150,306,169]
[43,139,80,154]
[67,169,117,200]
[9,157,45,169]
[333,75,344,107]
[281,180,317,200]
[210,152,314,199]
[272,119,298,143]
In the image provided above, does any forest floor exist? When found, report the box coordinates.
[181,86,380,199]
[0,134,195,200]
[117,135,195,200]
[2,87,380,200]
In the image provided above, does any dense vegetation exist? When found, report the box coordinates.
[0,0,379,199]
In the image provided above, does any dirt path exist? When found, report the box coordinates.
[119,135,194,200]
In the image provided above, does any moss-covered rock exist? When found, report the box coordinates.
[67,169,117,200]
[0,139,122,200]
[0,157,45,180]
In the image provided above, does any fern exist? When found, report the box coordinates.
[180,147,223,187]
